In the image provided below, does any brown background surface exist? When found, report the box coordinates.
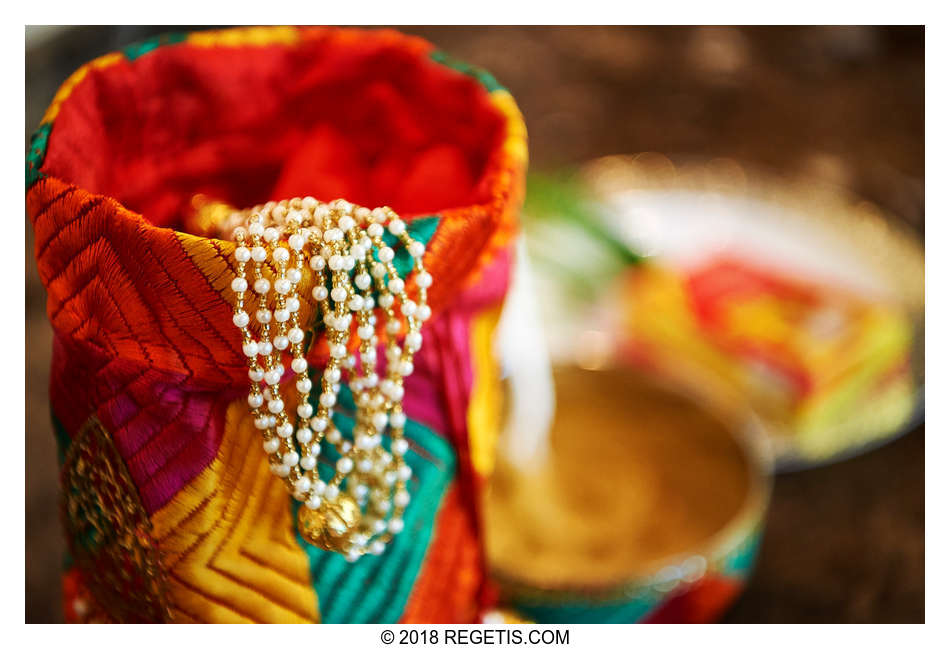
[25,26,924,623]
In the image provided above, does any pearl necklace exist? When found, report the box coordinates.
[228,197,431,561]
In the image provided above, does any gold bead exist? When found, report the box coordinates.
[297,493,360,552]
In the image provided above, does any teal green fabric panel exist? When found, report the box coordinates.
[293,381,456,623]
[429,51,506,93]
[721,528,763,577]
[123,32,187,61]
[26,123,52,189]
[513,591,662,624]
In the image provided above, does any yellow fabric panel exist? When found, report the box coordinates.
[149,397,319,623]
[186,26,300,48]
[467,306,504,479]
[490,90,529,166]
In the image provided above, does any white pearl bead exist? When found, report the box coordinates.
[371,263,387,279]
[416,304,431,321]
[247,392,263,408]
[312,285,328,301]
[266,399,284,415]
[232,311,249,328]
[386,319,401,335]
[338,215,355,231]
[400,300,416,317]
[291,358,308,374]
[393,438,409,455]
[231,277,248,293]
[297,428,314,445]
[378,246,394,263]
[331,286,348,302]
[288,328,304,344]
[265,368,282,385]
[398,465,412,481]
[258,340,273,356]
[355,273,371,290]
[312,480,326,495]
[343,255,355,271]
[297,403,314,418]
[310,256,326,271]
[390,383,405,401]
[263,438,280,454]
[277,422,293,438]
[372,411,388,430]
[297,378,312,393]
[323,228,343,243]
[328,255,344,271]
[351,244,366,260]
[405,331,422,351]
[346,549,360,563]
[358,458,374,473]
[256,309,272,323]
[263,227,279,243]
[235,246,251,262]
[311,416,328,432]
[370,540,385,555]
[287,268,302,284]
[388,278,405,294]
[394,490,410,508]
[388,219,406,236]
[249,368,265,382]
[254,278,270,294]
[337,457,354,473]
[305,495,322,510]
[391,411,407,428]
[348,295,364,311]
[326,367,341,383]
[358,325,374,340]
[300,454,316,471]
[320,391,337,408]
[379,294,394,308]
[367,223,384,238]
[294,476,312,493]
[272,247,289,263]
[398,360,414,376]
[251,246,267,263]
[416,270,432,288]
[273,464,291,477]
[388,518,404,534]
[325,485,340,500]
[409,241,425,258]
[248,222,265,236]
[274,335,289,350]
[326,429,342,444]
[288,233,305,250]
[286,296,300,312]
[274,278,292,294]
[243,341,259,357]
[282,451,299,467]
[274,309,289,323]
[376,499,391,514]
[329,343,347,359]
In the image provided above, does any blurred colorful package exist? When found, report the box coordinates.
[620,257,914,462]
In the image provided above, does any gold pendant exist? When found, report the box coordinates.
[297,493,361,552]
